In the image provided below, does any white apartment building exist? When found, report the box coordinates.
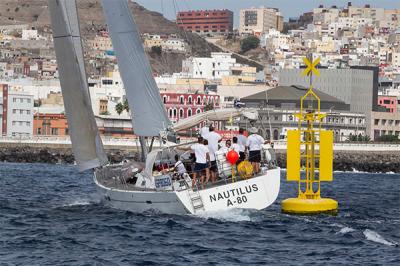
[239,7,283,35]
[182,52,237,80]
[6,90,34,137]
[21,30,39,40]
[162,39,187,52]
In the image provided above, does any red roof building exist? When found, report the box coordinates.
[176,9,233,34]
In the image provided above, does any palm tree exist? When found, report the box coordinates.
[123,99,129,112]
[115,102,124,115]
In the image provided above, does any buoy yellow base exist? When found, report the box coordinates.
[281,198,338,215]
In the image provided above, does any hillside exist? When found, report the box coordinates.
[0,0,221,74]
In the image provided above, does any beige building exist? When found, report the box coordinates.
[239,7,283,35]
[370,111,400,140]
[87,36,113,51]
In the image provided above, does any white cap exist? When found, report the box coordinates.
[249,127,258,134]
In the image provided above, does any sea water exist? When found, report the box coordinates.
[0,162,399,265]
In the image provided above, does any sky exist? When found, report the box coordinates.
[134,0,400,27]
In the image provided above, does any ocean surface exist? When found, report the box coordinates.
[0,162,399,265]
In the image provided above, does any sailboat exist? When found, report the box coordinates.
[49,0,280,215]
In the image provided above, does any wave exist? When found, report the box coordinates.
[363,229,398,247]
[62,199,93,207]
[196,208,256,222]
[339,227,356,234]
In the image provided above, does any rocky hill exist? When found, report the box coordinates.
[0,0,222,74]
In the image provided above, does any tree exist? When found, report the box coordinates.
[240,36,260,53]
[123,99,129,112]
[204,103,214,112]
[115,102,124,115]
[151,45,162,56]
[100,111,110,115]
[376,134,398,142]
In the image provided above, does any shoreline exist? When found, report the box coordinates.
[1,146,400,173]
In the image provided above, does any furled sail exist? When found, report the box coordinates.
[49,0,108,171]
[101,0,171,137]
[172,108,259,132]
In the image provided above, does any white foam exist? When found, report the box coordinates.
[196,209,253,222]
[363,229,398,247]
[63,199,92,207]
[339,227,356,234]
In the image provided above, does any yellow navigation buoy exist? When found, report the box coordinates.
[282,56,338,215]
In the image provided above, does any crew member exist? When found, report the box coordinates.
[190,137,210,188]
[174,154,187,178]
[246,127,267,174]
[236,128,247,162]
[204,125,222,183]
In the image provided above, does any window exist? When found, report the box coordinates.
[51,128,58,135]
[179,109,184,118]
[37,128,41,135]
[188,96,192,104]
[180,96,184,104]
[26,122,30,126]
[27,110,30,115]
[374,119,379,125]
[187,109,192,117]
[197,96,201,105]
[163,96,167,104]
[19,121,23,126]
[12,121,16,126]
[20,110,23,114]
[27,99,31,103]
[13,109,16,114]
[13,98,16,102]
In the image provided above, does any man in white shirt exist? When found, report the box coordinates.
[189,137,210,188]
[199,122,211,138]
[204,125,222,183]
[236,128,247,162]
[246,127,266,174]
[174,154,187,177]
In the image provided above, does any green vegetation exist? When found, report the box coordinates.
[123,99,129,112]
[348,134,371,142]
[100,111,110,115]
[115,102,124,115]
[151,45,162,56]
[375,134,399,142]
[240,36,260,53]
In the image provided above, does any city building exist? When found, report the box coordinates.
[240,85,366,141]
[160,92,220,126]
[370,111,400,140]
[1,85,34,137]
[182,52,242,80]
[176,9,233,34]
[239,7,284,35]
[279,67,379,115]
[377,95,399,113]
[33,113,68,136]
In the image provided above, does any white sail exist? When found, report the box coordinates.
[101,0,170,137]
[172,108,259,132]
[49,0,108,171]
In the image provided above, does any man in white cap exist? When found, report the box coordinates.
[246,127,266,174]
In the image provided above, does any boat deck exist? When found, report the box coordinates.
[95,164,278,192]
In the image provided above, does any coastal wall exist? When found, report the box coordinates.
[1,144,399,173]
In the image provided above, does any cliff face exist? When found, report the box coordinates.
[0,0,220,74]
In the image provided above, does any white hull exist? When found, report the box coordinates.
[94,168,280,215]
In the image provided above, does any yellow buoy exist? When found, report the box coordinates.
[282,56,338,215]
